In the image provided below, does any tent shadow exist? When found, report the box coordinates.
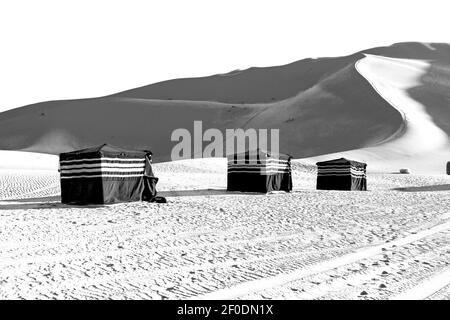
[0,195,105,210]
[1,195,61,203]
[393,184,450,192]
[158,189,265,197]
[0,189,270,210]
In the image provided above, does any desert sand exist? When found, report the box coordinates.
[0,161,449,299]
[0,42,450,299]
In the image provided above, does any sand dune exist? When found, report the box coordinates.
[0,60,401,164]
[356,54,447,152]
[308,54,450,173]
[0,42,450,172]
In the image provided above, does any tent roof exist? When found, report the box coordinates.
[316,157,367,167]
[60,144,152,160]
[227,148,291,160]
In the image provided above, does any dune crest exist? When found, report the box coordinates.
[309,54,450,173]
[356,54,448,152]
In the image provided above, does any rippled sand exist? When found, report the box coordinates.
[0,161,449,300]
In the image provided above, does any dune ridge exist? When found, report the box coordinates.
[309,53,450,173]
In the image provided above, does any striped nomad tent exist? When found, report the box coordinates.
[227,149,292,193]
[316,158,367,191]
[59,144,158,204]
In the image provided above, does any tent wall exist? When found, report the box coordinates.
[227,172,268,193]
[266,172,292,193]
[60,145,157,204]
[227,152,292,193]
[61,177,104,204]
[61,177,145,204]
[316,160,366,191]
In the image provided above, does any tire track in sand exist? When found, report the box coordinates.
[390,268,450,300]
[194,220,450,299]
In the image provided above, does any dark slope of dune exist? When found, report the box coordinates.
[110,55,360,104]
[370,42,450,140]
[405,47,450,136]
[0,42,449,162]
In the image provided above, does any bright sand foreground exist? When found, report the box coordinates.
[0,159,449,300]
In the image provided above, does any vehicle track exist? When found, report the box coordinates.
[195,220,450,299]
[391,268,450,300]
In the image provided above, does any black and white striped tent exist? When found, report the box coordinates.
[59,144,158,204]
[227,149,292,193]
[316,158,367,191]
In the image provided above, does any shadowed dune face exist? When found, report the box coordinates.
[0,42,449,166]
[243,62,402,158]
[0,99,255,161]
[366,43,450,138]
[110,55,360,104]
[408,63,450,136]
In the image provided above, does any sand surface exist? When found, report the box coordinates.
[0,159,449,300]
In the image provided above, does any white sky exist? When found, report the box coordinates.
[0,0,449,112]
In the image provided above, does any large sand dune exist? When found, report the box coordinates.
[1,42,450,172]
